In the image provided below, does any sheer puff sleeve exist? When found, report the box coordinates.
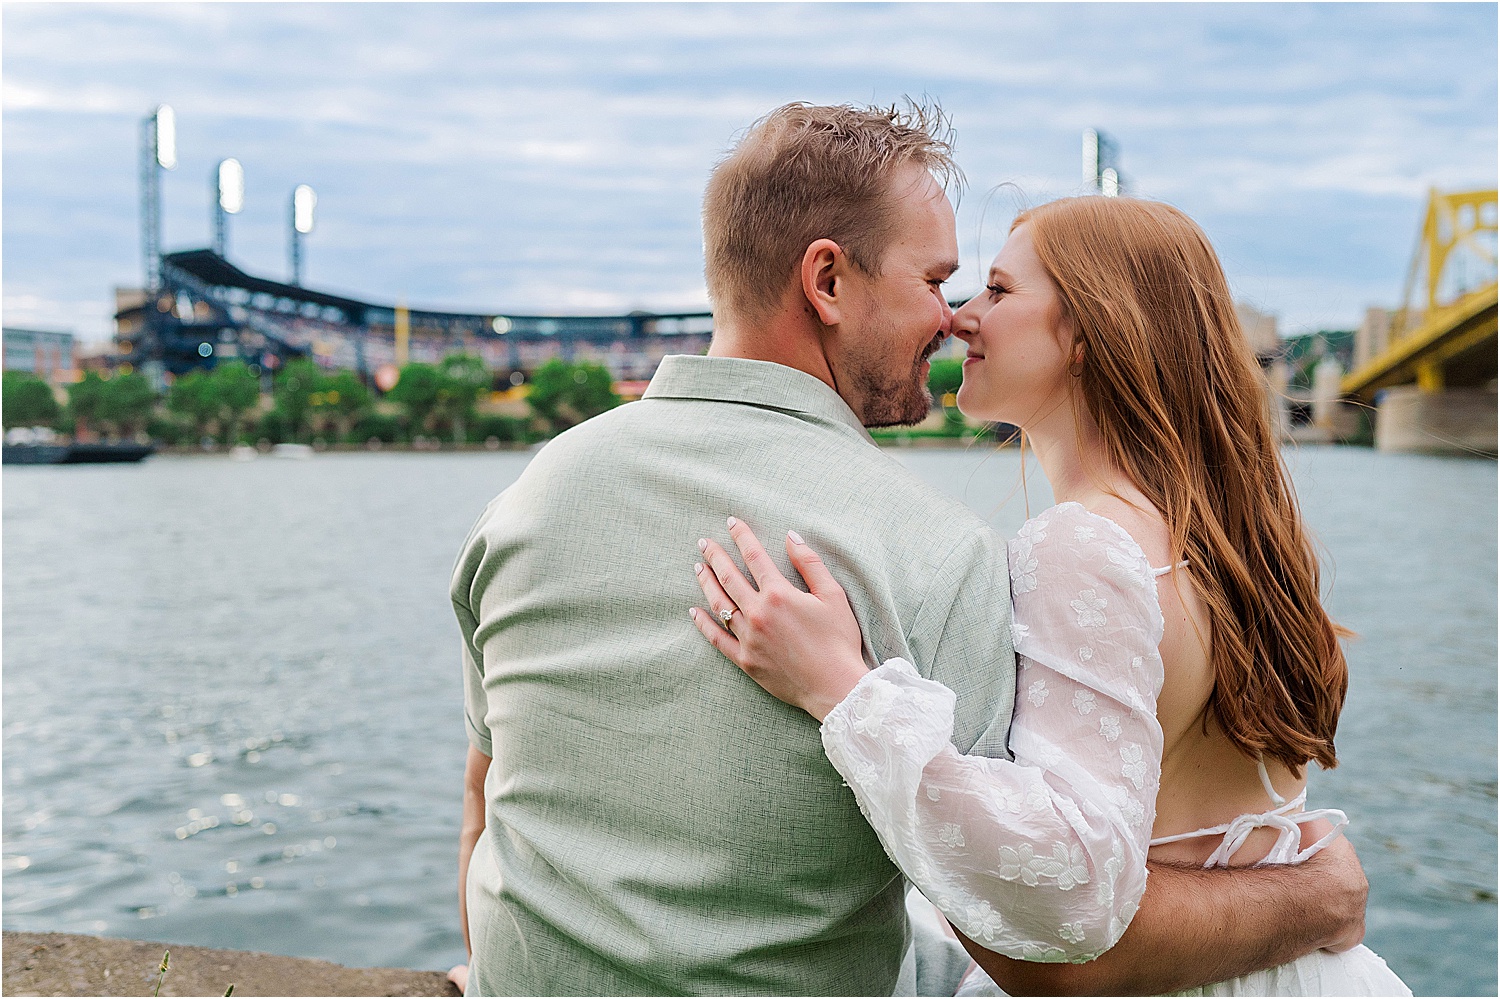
[820,502,1165,963]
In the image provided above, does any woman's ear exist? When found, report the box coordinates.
[800,239,845,326]
[1068,339,1085,378]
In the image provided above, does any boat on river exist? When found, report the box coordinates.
[3,442,155,465]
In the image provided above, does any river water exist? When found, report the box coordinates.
[3,444,1494,996]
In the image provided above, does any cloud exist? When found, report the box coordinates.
[3,2,1495,340]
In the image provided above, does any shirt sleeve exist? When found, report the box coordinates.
[462,638,492,757]
[452,507,495,758]
[819,503,1165,963]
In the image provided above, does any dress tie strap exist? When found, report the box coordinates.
[1148,793,1349,867]
[1257,757,1288,806]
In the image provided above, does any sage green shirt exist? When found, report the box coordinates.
[453,355,1016,996]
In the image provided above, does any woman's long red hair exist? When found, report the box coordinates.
[1016,196,1347,773]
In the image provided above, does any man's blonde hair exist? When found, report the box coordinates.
[702,101,960,320]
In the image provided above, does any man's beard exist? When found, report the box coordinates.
[855,330,945,429]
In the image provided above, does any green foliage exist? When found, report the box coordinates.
[68,370,158,439]
[212,361,262,441]
[469,412,529,444]
[927,357,964,401]
[351,410,402,443]
[385,362,445,433]
[319,370,371,418]
[440,354,490,408]
[167,370,220,440]
[308,368,373,441]
[68,370,109,434]
[385,355,492,442]
[147,413,189,446]
[438,353,490,443]
[96,372,157,439]
[273,358,323,440]
[527,358,620,433]
[3,371,62,429]
[269,360,376,442]
[256,407,292,444]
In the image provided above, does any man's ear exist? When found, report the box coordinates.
[799,239,845,326]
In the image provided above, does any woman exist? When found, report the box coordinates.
[689,196,1409,995]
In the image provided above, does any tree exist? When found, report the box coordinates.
[927,357,967,435]
[927,357,964,403]
[526,358,620,434]
[273,358,323,441]
[68,371,109,440]
[386,362,445,436]
[211,361,262,443]
[167,370,220,442]
[311,369,372,442]
[96,372,157,440]
[437,353,490,443]
[3,372,61,429]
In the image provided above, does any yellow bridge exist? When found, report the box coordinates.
[1342,188,1497,453]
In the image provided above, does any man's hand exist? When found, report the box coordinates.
[964,831,1369,996]
[1307,832,1368,952]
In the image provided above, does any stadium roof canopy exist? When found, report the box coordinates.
[165,250,374,315]
[162,249,715,325]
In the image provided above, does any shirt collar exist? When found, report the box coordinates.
[642,354,873,442]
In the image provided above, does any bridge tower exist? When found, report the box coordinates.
[1343,188,1497,455]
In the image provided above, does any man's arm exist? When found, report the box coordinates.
[458,745,491,958]
[958,829,1368,996]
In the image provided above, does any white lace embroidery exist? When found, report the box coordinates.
[820,502,1166,963]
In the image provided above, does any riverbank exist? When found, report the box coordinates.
[2,932,458,997]
[142,434,1007,456]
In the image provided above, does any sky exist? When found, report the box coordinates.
[3,2,1496,343]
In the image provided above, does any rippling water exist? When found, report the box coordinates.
[3,445,1494,996]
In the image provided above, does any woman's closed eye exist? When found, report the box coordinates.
[986,283,1008,300]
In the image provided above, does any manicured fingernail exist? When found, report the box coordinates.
[727,516,739,528]
[788,529,805,546]
[689,608,698,621]
[694,562,704,574]
[697,538,707,552]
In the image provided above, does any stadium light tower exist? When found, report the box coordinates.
[213,158,244,258]
[289,184,316,286]
[1082,128,1124,197]
[140,104,178,292]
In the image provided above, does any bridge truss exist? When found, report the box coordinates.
[1343,188,1498,401]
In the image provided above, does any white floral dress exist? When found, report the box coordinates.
[820,502,1410,996]
[823,502,1165,962]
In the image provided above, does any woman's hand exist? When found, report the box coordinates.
[690,517,870,721]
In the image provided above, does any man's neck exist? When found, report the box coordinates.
[707,314,837,395]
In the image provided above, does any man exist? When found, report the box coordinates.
[452,102,1367,996]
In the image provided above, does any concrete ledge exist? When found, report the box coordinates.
[2,932,460,997]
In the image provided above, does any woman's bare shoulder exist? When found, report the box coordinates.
[1073,489,1173,569]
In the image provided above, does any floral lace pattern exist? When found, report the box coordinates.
[821,502,1166,963]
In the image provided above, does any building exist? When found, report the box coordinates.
[2,327,77,384]
[1233,302,1293,441]
[1352,306,1396,370]
[115,250,715,390]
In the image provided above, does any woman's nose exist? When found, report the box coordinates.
[950,294,983,338]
